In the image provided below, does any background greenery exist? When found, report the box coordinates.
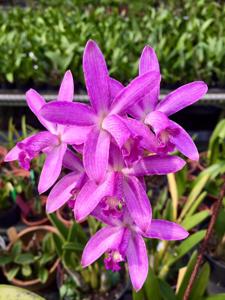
[0,0,224,89]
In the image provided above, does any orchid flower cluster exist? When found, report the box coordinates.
[5,40,208,291]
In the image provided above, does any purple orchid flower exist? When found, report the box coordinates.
[4,71,89,193]
[82,205,189,291]
[74,143,185,232]
[40,40,160,184]
[127,46,208,161]
[46,149,87,213]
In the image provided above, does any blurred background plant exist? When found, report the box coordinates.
[0,0,224,89]
[48,214,126,300]
[0,232,56,284]
[0,116,47,227]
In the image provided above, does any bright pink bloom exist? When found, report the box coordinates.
[127,46,208,161]
[74,143,185,232]
[46,149,87,213]
[82,206,189,291]
[4,71,89,193]
[40,40,160,183]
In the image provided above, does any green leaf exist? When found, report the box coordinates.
[205,294,225,300]
[68,221,87,244]
[158,279,177,300]
[181,210,210,231]
[6,266,20,281]
[0,256,13,266]
[52,233,63,257]
[38,268,49,283]
[144,267,161,300]
[42,233,55,253]
[14,253,34,265]
[185,191,207,218]
[6,73,13,83]
[179,174,209,220]
[11,241,23,258]
[175,166,188,198]
[21,264,32,277]
[190,262,210,300]
[39,253,55,267]
[176,251,197,300]
[167,230,206,266]
[48,213,68,240]
[215,208,225,238]
[208,119,225,163]
[63,242,83,252]
[132,289,145,300]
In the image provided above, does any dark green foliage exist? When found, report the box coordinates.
[0,0,224,88]
[0,233,56,283]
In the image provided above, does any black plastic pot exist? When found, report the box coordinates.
[205,254,225,294]
[0,202,20,228]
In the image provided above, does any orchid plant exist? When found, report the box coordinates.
[5,40,208,291]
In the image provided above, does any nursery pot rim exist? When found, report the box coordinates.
[21,213,49,227]
[3,225,60,287]
[56,205,73,228]
[21,195,49,227]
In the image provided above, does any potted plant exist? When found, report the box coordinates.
[205,202,225,294]
[3,164,49,227]
[0,117,48,226]
[0,226,59,291]
[48,214,128,300]
[0,172,20,228]
[19,169,49,227]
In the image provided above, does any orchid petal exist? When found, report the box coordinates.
[127,104,146,120]
[128,155,186,176]
[102,114,131,148]
[38,143,67,194]
[108,143,124,170]
[26,89,56,133]
[4,145,21,162]
[129,46,160,115]
[62,149,83,172]
[123,175,152,232]
[91,204,117,226]
[157,81,208,116]
[74,172,115,222]
[139,45,160,75]
[123,118,157,152]
[83,126,110,183]
[62,125,92,145]
[144,219,189,240]
[46,172,83,213]
[57,70,74,102]
[145,110,170,134]
[110,71,160,115]
[81,226,124,267]
[127,89,159,118]
[18,131,58,154]
[169,120,199,161]
[110,77,124,102]
[126,233,148,292]
[4,135,35,162]
[83,40,110,113]
[40,101,96,126]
